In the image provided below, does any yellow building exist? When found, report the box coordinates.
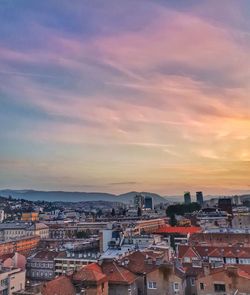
[21,212,39,221]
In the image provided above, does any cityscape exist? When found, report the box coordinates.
[1,0,250,295]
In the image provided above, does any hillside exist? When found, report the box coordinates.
[0,189,167,204]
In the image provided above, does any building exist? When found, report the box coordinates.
[232,207,250,229]
[118,251,185,295]
[0,266,26,295]
[196,265,250,295]
[41,275,76,295]
[26,251,59,281]
[0,236,40,256]
[54,251,100,275]
[0,222,49,241]
[178,244,250,266]
[101,260,138,295]
[190,229,250,247]
[155,226,201,248]
[72,263,108,295]
[49,222,110,239]
[0,252,26,270]
[218,198,233,215]
[32,223,49,239]
[133,218,166,235]
[195,209,229,229]
[21,213,39,222]
[144,196,154,210]
[184,192,191,205]
[134,195,144,209]
[196,192,203,205]
[0,210,5,223]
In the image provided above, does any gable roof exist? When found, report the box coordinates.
[120,251,157,274]
[41,276,76,295]
[178,245,250,260]
[101,261,138,285]
[73,263,107,284]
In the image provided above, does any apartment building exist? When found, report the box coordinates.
[0,266,25,295]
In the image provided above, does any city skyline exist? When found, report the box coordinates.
[1,0,250,195]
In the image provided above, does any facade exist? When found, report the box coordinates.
[0,267,26,295]
[49,222,110,239]
[0,222,48,241]
[232,207,250,229]
[196,192,203,205]
[196,265,250,295]
[54,251,99,275]
[0,236,40,256]
[26,251,59,281]
[146,265,185,295]
[144,197,154,210]
[184,192,191,205]
[133,218,166,235]
[0,210,5,223]
[21,213,39,222]
[134,195,144,209]
[195,209,229,229]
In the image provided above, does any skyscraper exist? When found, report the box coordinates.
[134,194,144,209]
[196,191,204,205]
[144,196,154,210]
[184,192,191,204]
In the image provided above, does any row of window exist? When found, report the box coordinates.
[30,262,53,268]
[199,282,226,292]
[31,271,53,278]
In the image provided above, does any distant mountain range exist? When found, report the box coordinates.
[0,189,170,204]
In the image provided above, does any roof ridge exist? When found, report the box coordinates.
[114,262,127,281]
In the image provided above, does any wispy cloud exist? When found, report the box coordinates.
[1,0,250,194]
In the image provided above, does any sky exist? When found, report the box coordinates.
[1,0,250,196]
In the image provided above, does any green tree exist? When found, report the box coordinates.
[169,214,177,226]
[166,202,200,217]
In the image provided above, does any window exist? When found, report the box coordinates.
[148,281,157,289]
[190,278,195,286]
[184,257,191,263]
[214,284,226,292]
[200,283,204,290]
[174,282,179,291]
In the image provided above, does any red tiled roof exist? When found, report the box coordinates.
[120,251,157,274]
[156,226,201,234]
[101,261,138,285]
[73,263,107,284]
[0,253,15,261]
[199,265,250,280]
[178,245,250,260]
[41,276,76,295]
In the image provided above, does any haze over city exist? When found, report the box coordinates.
[1,0,250,195]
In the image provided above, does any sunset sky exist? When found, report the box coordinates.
[1,0,250,195]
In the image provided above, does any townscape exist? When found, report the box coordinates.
[0,191,248,294]
[1,0,250,294]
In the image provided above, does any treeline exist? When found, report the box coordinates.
[166,202,201,218]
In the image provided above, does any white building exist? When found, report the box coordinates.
[0,266,25,295]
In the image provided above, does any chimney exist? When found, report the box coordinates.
[227,265,238,275]
[203,262,210,276]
